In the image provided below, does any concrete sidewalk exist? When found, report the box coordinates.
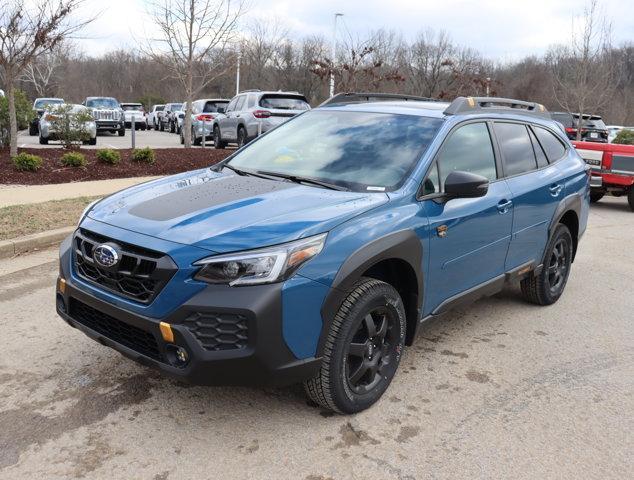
[0,176,160,208]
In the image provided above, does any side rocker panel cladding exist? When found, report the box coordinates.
[318,230,423,357]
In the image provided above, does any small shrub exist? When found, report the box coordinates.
[61,151,87,167]
[131,147,155,164]
[96,149,121,165]
[12,152,43,172]
[613,129,634,145]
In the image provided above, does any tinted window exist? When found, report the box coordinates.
[494,123,537,176]
[534,126,566,162]
[203,101,229,113]
[154,105,165,111]
[436,122,497,189]
[234,95,246,111]
[528,128,548,168]
[551,113,573,128]
[228,110,442,192]
[259,95,310,110]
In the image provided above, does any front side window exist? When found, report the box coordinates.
[494,122,537,176]
[436,122,497,190]
[227,110,442,192]
[534,126,566,162]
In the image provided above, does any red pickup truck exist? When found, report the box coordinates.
[573,141,634,211]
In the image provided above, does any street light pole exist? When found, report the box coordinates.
[329,13,343,98]
[236,47,241,95]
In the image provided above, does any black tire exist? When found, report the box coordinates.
[39,135,48,145]
[29,123,38,136]
[213,126,226,149]
[520,224,573,306]
[180,130,185,145]
[304,277,406,414]
[590,191,604,203]
[89,137,97,146]
[159,121,164,132]
[192,128,202,146]
[118,128,125,137]
[237,127,248,148]
[628,189,634,212]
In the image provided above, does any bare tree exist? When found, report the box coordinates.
[0,0,92,156]
[550,0,615,139]
[144,0,245,148]
[20,43,69,96]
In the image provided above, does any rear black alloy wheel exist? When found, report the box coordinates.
[213,126,225,149]
[304,277,406,414]
[521,224,573,305]
[237,127,247,148]
[590,191,604,203]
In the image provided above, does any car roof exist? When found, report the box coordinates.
[322,100,450,119]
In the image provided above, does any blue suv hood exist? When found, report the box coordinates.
[87,168,388,253]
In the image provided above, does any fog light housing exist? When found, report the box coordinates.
[56,293,66,313]
[166,344,189,368]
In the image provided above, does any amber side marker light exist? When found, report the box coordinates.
[58,277,66,294]
[159,322,174,343]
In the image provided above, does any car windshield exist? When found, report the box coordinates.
[34,99,63,109]
[86,98,119,109]
[121,104,143,111]
[203,101,229,113]
[155,105,165,111]
[259,96,310,110]
[227,110,443,191]
[169,103,183,110]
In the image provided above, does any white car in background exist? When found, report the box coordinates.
[148,104,165,130]
[607,125,634,143]
[39,104,97,145]
[120,103,147,130]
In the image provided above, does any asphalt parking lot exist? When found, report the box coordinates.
[0,197,632,480]
[16,128,213,150]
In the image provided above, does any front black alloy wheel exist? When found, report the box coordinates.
[304,277,406,414]
[521,224,573,305]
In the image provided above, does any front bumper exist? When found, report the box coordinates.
[56,235,322,386]
[96,120,124,131]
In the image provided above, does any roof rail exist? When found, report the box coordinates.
[240,89,261,93]
[320,92,439,107]
[444,96,549,118]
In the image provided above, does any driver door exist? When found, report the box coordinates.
[419,121,514,314]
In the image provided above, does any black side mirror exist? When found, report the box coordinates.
[444,171,489,198]
[217,107,226,114]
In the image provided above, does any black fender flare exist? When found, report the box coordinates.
[317,230,423,356]
[546,192,582,262]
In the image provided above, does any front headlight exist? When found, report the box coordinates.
[78,199,102,226]
[194,233,327,286]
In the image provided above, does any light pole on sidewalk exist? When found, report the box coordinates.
[329,13,344,98]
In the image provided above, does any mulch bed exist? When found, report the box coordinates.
[0,148,232,185]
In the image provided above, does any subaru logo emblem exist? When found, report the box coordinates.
[93,244,119,268]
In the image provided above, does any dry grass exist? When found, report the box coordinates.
[0,196,99,241]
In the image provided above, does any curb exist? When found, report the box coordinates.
[0,226,75,259]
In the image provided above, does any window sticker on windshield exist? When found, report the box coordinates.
[367,186,386,191]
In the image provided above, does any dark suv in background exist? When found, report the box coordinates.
[213,90,310,148]
[160,102,183,133]
[551,112,608,143]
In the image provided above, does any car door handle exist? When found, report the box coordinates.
[497,199,513,214]
[549,184,563,196]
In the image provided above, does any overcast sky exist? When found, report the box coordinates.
[77,0,633,61]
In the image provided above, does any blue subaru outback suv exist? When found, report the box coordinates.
[56,93,590,413]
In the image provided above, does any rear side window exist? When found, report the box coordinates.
[436,122,497,190]
[494,123,537,176]
[247,94,257,108]
[534,126,566,162]
[528,128,548,168]
[259,95,310,110]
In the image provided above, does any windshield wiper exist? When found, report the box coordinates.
[255,170,350,191]
[221,164,277,181]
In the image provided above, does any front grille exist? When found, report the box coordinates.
[73,229,176,304]
[93,110,117,120]
[182,312,248,351]
[69,298,162,361]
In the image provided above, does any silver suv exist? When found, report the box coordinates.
[213,90,310,148]
[84,97,125,136]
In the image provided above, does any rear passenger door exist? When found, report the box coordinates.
[493,122,566,270]
[224,95,246,140]
[220,97,238,138]
[422,121,514,313]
